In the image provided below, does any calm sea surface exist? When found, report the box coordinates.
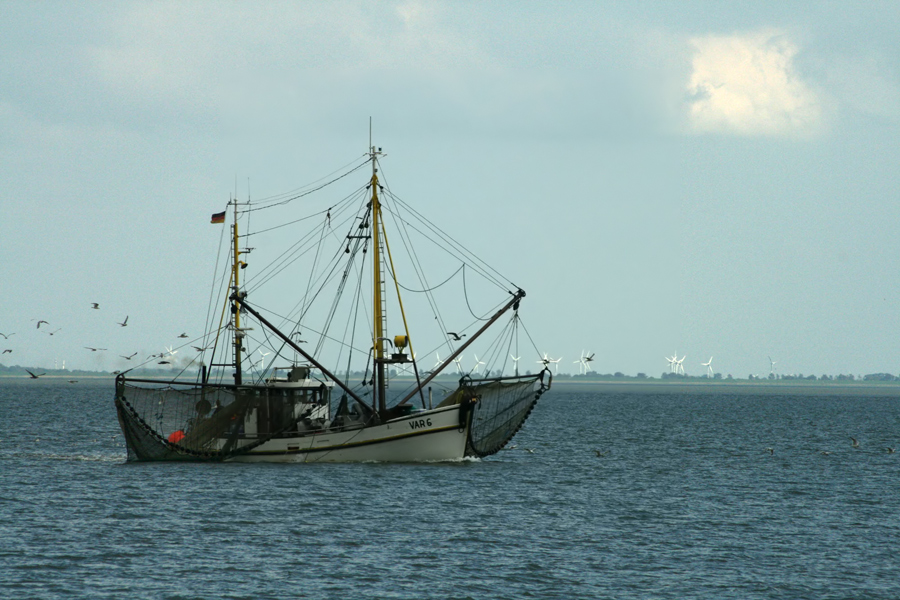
[1,379,899,599]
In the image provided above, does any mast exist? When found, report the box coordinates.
[370,143,386,414]
[231,199,243,385]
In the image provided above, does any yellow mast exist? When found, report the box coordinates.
[370,146,386,413]
[232,199,243,385]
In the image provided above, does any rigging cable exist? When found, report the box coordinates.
[238,159,370,213]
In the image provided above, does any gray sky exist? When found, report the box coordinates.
[2,1,899,377]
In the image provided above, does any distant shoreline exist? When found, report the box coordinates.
[546,379,900,397]
[3,373,900,397]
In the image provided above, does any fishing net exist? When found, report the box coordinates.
[114,377,325,461]
[460,370,551,458]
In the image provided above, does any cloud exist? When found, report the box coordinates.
[685,30,822,137]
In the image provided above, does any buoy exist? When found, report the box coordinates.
[168,430,186,443]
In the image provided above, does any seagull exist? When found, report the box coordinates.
[68,380,78,383]
[178,333,188,338]
[118,316,129,327]
[25,369,45,379]
[1,349,11,354]
[594,449,608,457]
[447,332,466,341]
[850,437,860,448]
[887,447,895,454]
[158,360,171,365]
[90,303,100,309]
[84,347,107,352]
[765,447,774,455]
[0,332,14,339]
[120,352,138,360]
[35,320,48,329]
[820,451,831,456]
[192,346,208,352]
[524,448,535,454]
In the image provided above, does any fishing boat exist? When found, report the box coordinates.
[114,142,551,462]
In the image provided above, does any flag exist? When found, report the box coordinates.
[211,211,226,224]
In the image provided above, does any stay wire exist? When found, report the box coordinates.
[243,188,365,291]
[238,159,370,213]
[243,196,363,294]
[380,186,513,291]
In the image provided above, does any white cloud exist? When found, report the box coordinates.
[686,30,822,137]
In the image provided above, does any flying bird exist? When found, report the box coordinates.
[90,303,100,309]
[158,360,171,365]
[850,437,860,448]
[594,450,608,457]
[765,447,774,455]
[178,333,188,338]
[192,346,208,352]
[25,369,45,379]
[68,380,78,384]
[35,320,48,329]
[447,332,466,341]
[0,332,14,339]
[120,352,138,360]
[84,347,108,352]
[46,328,61,336]
[2,349,12,354]
[118,316,129,327]
[887,447,895,454]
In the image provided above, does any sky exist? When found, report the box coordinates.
[2,1,900,378]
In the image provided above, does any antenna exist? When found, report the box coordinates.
[369,116,372,150]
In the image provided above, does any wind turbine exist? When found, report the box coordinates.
[574,355,585,375]
[549,356,562,375]
[583,351,595,373]
[472,354,485,374]
[509,354,520,376]
[768,356,777,377]
[537,353,551,369]
[666,352,678,373]
[256,349,271,371]
[676,355,686,375]
[701,356,713,377]
[573,350,590,375]
[432,352,444,371]
[453,355,464,374]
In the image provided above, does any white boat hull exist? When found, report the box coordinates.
[229,404,468,463]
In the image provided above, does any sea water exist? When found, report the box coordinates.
[1,379,898,599]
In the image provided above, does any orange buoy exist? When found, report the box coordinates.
[168,430,186,443]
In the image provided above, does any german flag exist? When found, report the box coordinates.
[210,211,226,224]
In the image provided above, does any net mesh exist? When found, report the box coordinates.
[462,370,551,458]
[115,378,311,461]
